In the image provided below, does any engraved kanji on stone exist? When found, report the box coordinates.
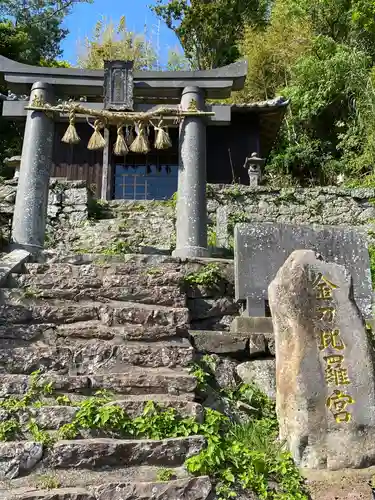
[326,390,355,423]
[311,272,339,299]
[317,306,336,322]
[324,355,351,386]
[318,329,345,351]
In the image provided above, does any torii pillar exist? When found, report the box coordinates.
[173,87,209,258]
[11,82,55,253]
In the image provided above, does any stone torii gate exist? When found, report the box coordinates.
[0,56,247,258]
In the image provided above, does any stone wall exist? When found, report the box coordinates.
[206,185,375,249]
[2,180,375,254]
[0,178,91,250]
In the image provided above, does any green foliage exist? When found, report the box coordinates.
[222,185,244,199]
[183,263,223,288]
[227,211,248,235]
[27,419,54,446]
[208,226,217,247]
[166,46,190,71]
[0,1,90,176]
[156,468,175,481]
[185,357,306,499]
[0,366,307,500]
[78,16,157,70]
[151,0,269,69]
[230,0,375,186]
[0,0,92,64]
[233,0,313,102]
[0,419,21,441]
[36,474,61,490]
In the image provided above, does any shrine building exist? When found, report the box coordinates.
[0,56,288,201]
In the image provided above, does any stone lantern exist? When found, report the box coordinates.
[4,155,21,179]
[243,152,265,187]
[103,60,134,111]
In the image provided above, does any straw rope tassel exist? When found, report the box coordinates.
[113,124,128,156]
[62,109,81,144]
[87,119,106,150]
[126,126,135,146]
[154,120,172,150]
[130,121,150,154]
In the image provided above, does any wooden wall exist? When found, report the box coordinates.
[51,113,260,198]
[207,113,259,184]
[51,123,103,198]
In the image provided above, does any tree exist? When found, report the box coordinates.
[151,0,270,69]
[0,0,92,64]
[78,17,157,70]
[232,0,375,185]
[0,1,89,176]
[166,46,190,71]
[232,0,313,102]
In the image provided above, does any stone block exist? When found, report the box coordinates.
[188,298,239,320]
[46,436,206,468]
[2,488,94,500]
[63,188,89,206]
[230,316,273,334]
[0,441,43,479]
[236,359,276,399]
[190,330,266,358]
[216,205,230,248]
[235,223,372,318]
[94,477,212,500]
[0,370,197,398]
[0,249,30,286]
[269,249,375,470]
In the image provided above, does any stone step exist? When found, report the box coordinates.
[20,260,184,284]
[0,321,188,345]
[2,477,212,499]
[47,436,205,469]
[0,437,205,477]
[0,465,190,491]
[2,399,203,429]
[0,340,194,373]
[0,300,190,329]
[0,369,196,398]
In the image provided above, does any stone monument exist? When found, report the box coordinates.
[269,249,375,470]
[233,223,372,319]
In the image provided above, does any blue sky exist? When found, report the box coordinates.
[61,0,180,66]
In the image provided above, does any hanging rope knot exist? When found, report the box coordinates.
[153,119,172,150]
[94,119,104,132]
[68,108,76,125]
[61,107,80,145]
[113,122,129,157]
[130,120,150,154]
[88,119,106,150]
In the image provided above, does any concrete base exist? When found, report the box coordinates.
[230,316,273,335]
[172,246,210,258]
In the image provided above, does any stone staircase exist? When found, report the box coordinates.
[0,254,220,500]
[49,200,176,256]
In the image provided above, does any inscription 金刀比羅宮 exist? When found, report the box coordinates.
[311,272,355,423]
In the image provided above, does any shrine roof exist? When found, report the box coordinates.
[0,56,247,101]
[230,97,289,156]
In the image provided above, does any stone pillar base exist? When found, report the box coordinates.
[172,246,210,259]
[10,241,43,255]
